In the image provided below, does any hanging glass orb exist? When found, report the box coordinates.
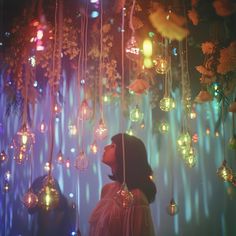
[0,150,8,164]
[126,127,134,136]
[38,177,60,211]
[114,183,134,208]
[65,159,70,168]
[159,96,176,112]
[75,151,89,170]
[79,99,92,120]
[13,124,35,162]
[90,141,98,154]
[3,181,10,192]
[183,148,197,168]
[153,56,169,74]
[130,105,144,123]
[22,190,39,209]
[14,150,26,164]
[159,120,169,134]
[56,150,64,164]
[167,198,179,216]
[39,120,47,133]
[4,171,11,181]
[228,135,236,150]
[177,132,191,150]
[188,107,197,119]
[140,119,145,129]
[68,125,77,136]
[125,35,140,61]
[53,102,62,114]
[44,162,52,172]
[94,118,108,140]
[217,160,233,182]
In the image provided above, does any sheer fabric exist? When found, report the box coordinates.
[89,182,156,236]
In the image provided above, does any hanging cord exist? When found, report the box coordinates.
[222,99,226,162]
[48,0,59,177]
[98,0,104,119]
[121,7,126,185]
[129,0,136,35]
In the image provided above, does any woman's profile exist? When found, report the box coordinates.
[89,133,157,236]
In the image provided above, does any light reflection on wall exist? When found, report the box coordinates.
[0,71,236,236]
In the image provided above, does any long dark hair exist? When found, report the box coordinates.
[109,133,156,203]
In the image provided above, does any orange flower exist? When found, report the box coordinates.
[201,42,215,54]
[127,79,149,95]
[188,8,199,26]
[217,41,236,74]
[195,65,215,77]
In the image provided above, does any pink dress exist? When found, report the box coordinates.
[89,182,156,236]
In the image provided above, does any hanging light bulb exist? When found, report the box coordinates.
[94,118,108,140]
[130,105,144,123]
[56,150,64,164]
[114,183,134,208]
[143,39,153,58]
[13,124,35,163]
[177,131,191,150]
[159,96,176,112]
[68,124,77,136]
[167,198,179,216]
[65,159,71,168]
[79,99,92,120]
[140,119,145,129]
[159,120,169,134]
[53,102,62,114]
[126,126,134,136]
[75,151,89,170]
[38,177,60,210]
[3,181,10,193]
[90,141,98,154]
[4,171,11,181]
[183,147,197,168]
[22,190,39,209]
[39,120,47,133]
[188,107,197,119]
[0,150,8,164]
[153,56,169,74]
[125,35,140,61]
[217,160,233,182]
[228,134,236,150]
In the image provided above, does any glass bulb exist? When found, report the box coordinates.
[79,99,92,120]
[130,105,144,123]
[0,150,8,164]
[125,36,140,61]
[94,118,108,140]
[159,120,169,134]
[75,151,89,170]
[167,198,179,216]
[159,96,176,112]
[22,190,39,209]
[153,56,169,74]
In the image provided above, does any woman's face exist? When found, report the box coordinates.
[102,142,117,170]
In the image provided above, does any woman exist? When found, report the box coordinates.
[89,133,157,236]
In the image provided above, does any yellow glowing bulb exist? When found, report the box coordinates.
[143,39,153,57]
[143,58,153,68]
[22,134,28,145]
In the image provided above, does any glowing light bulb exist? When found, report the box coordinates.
[90,141,98,154]
[56,150,64,164]
[75,151,89,170]
[159,96,176,112]
[0,150,8,164]
[79,99,92,120]
[143,39,152,57]
[22,191,38,209]
[159,121,169,134]
[167,198,179,216]
[130,105,144,123]
[125,35,140,61]
[94,118,108,140]
[39,120,47,133]
[153,56,169,74]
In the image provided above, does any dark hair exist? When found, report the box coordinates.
[109,133,156,203]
